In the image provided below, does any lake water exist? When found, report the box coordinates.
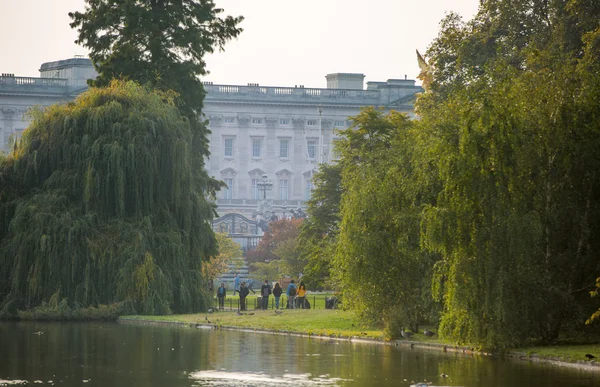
[1,321,599,386]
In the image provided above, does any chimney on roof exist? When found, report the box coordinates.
[325,73,365,90]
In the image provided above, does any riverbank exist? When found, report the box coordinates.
[119,309,600,371]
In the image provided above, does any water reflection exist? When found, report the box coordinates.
[0,321,599,387]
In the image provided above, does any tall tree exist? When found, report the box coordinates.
[69,0,243,118]
[69,0,243,193]
[333,108,439,336]
[298,163,343,288]
[416,1,600,348]
[0,81,221,315]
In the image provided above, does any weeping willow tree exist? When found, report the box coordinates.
[0,81,220,316]
[415,0,600,349]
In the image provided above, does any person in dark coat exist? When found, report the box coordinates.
[260,280,272,310]
[239,282,250,311]
[216,283,226,311]
[273,283,283,309]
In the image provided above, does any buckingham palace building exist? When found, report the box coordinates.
[0,57,422,245]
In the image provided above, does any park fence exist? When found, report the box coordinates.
[215,294,340,312]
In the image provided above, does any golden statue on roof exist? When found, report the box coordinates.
[416,50,432,92]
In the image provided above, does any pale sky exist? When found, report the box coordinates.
[0,0,479,88]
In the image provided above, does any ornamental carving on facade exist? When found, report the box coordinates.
[237,115,250,126]
[321,119,333,130]
[209,115,223,126]
[292,118,305,128]
[265,117,277,127]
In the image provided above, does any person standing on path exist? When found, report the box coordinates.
[233,274,240,296]
[239,282,250,311]
[273,283,283,309]
[287,280,297,309]
[217,283,227,311]
[297,281,307,309]
[260,280,272,310]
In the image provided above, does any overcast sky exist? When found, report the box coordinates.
[0,0,479,88]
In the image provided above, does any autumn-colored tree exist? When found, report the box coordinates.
[245,219,303,264]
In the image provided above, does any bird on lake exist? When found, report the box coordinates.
[207,308,214,314]
[401,328,414,339]
[423,329,435,337]
[440,373,448,378]
[274,310,283,315]
[585,354,596,360]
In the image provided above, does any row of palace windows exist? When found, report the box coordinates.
[221,117,346,128]
[223,137,321,160]
[222,177,313,201]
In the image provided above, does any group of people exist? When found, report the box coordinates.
[215,274,309,311]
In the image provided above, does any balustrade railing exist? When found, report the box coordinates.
[216,199,304,206]
[0,76,67,88]
[204,83,382,103]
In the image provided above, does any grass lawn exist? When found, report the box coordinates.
[516,344,600,363]
[125,309,388,339]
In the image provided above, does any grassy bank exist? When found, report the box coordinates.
[124,309,600,366]
[125,309,444,344]
[125,309,387,339]
[517,344,600,363]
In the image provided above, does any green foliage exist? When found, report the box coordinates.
[251,260,284,284]
[69,0,243,118]
[203,233,243,280]
[298,163,342,288]
[17,291,135,321]
[69,0,243,198]
[0,81,219,316]
[333,108,439,337]
[416,1,600,348]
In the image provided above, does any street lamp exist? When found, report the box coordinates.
[282,203,287,220]
[257,174,273,200]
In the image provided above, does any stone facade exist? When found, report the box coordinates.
[0,57,96,150]
[203,77,421,223]
[0,58,422,235]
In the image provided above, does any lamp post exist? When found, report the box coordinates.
[318,105,323,164]
[282,203,287,220]
[257,174,273,200]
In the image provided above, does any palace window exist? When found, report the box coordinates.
[252,118,262,124]
[279,118,290,125]
[251,179,260,199]
[307,140,317,159]
[252,138,262,158]
[307,119,317,126]
[224,117,235,123]
[224,178,233,199]
[280,139,289,158]
[224,138,234,157]
[279,179,289,200]
[305,179,313,200]
[334,120,345,127]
